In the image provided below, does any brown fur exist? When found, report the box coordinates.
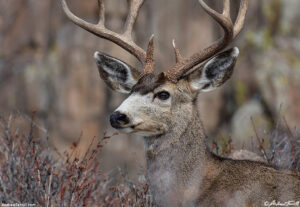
[140,78,300,207]
[131,73,167,95]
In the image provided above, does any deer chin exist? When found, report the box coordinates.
[116,122,168,137]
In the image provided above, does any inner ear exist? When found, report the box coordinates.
[94,52,141,94]
[188,47,239,92]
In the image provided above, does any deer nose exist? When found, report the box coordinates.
[110,111,129,129]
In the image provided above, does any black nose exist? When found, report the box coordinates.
[110,111,129,129]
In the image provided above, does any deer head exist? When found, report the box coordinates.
[61,0,248,137]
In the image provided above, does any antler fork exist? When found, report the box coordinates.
[165,0,248,82]
[61,0,153,69]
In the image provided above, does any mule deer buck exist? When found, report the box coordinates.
[61,0,300,206]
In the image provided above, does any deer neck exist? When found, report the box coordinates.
[144,106,214,205]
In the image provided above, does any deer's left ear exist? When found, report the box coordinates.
[187,47,239,92]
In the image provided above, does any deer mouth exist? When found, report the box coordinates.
[116,122,167,136]
[115,122,143,133]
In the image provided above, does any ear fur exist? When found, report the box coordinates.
[94,51,141,93]
[188,47,239,92]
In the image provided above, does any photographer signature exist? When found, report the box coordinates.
[265,200,300,207]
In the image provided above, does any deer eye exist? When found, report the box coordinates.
[155,91,170,101]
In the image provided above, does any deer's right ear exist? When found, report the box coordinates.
[187,47,239,93]
[94,52,141,94]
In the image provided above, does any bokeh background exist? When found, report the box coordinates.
[0,0,299,178]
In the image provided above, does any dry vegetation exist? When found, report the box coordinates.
[0,114,152,207]
[0,113,299,206]
[212,116,300,171]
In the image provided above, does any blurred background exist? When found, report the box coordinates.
[0,0,299,179]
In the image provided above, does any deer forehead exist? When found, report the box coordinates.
[131,73,187,95]
[131,73,167,95]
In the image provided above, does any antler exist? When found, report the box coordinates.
[142,35,155,75]
[61,0,149,65]
[165,0,248,82]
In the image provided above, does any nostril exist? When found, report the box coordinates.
[110,112,129,129]
[117,113,129,124]
[110,113,120,129]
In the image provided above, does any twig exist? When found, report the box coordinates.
[282,116,294,139]
[46,168,53,207]
[17,110,48,134]
[251,117,270,163]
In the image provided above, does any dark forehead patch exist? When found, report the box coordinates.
[131,73,167,95]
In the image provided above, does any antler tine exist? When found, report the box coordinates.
[97,0,105,26]
[172,39,184,63]
[61,0,147,65]
[142,35,155,75]
[124,0,145,37]
[198,0,233,31]
[233,0,248,38]
[222,0,231,18]
[165,0,248,82]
